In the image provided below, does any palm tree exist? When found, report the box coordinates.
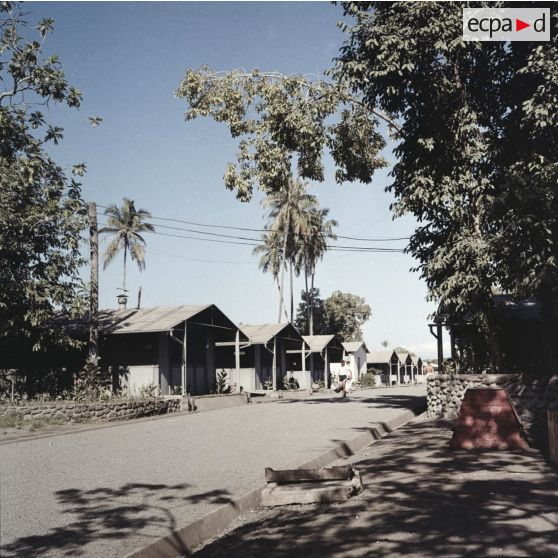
[298,208,337,334]
[253,230,289,321]
[100,198,154,294]
[255,177,336,324]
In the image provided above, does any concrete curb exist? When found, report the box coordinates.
[124,405,424,558]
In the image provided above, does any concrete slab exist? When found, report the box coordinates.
[261,480,355,506]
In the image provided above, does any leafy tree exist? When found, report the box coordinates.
[296,289,371,341]
[324,290,372,342]
[100,198,154,294]
[334,1,557,370]
[176,66,390,200]
[0,2,87,364]
[294,288,328,335]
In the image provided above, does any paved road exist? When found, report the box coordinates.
[0,387,425,558]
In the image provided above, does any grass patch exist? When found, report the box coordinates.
[0,415,67,431]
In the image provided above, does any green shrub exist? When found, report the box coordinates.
[216,369,230,394]
[281,375,299,390]
[360,372,376,388]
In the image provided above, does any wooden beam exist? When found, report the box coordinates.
[265,466,355,483]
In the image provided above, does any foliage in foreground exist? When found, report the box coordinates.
[0,2,89,365]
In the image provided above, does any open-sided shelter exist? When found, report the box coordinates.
[225,323,308,391]
[302,335,344,388]
[411,355,424,383]
[366,350,399,386]
[395,351,413,384]
[100,305,245,395]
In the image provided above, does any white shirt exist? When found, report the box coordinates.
[339,363,352,379]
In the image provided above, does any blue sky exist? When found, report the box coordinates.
[33,1,448,358]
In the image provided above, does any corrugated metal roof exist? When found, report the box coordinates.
[396,351,410,362]
[302,335,335,352]
[342,341,368,353]
[104,305,212,334]
[367,350,394,364]
[240,323,291,344]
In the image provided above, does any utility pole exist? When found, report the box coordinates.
[88,201,99,363]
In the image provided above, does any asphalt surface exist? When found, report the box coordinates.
[194,416,558,558]
[0,387,425,558]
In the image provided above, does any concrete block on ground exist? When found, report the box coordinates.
[261,479,358,506]
[265,465,353,483]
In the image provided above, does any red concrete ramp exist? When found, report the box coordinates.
[450,388,528,450]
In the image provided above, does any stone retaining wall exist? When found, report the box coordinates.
[427,373,558,447]
[1,397,181,422]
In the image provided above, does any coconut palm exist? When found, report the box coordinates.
[100,198,154,293]
[255,177,336,324]
[297,208,337,334]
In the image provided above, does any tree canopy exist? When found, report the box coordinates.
[176,66,389,200]
[295,289,371,342]
[100,198,155,294]
[0,2,87,362]
[335,1,557,369]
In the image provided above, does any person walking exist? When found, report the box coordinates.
[334,359,352,398]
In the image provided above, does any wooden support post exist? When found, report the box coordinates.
[206,328,215,394]
[324,350,329,389]
[437,323,444,370]
[182,321,188,396]
[255,345,262,389]
[272,337,277,390]
[235,329,240,372]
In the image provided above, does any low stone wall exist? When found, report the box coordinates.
[1,397,181,422]
[427,373,558,447]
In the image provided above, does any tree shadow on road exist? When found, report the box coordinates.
[276,393,426,411]
[1,482,237,557]
[193,420,558,558]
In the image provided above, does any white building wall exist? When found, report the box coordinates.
[344,347,368,381]
[225,367,256,392]
[127,365,159,395]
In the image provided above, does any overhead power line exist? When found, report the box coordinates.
[98,219,405,253]
[97,205,409,243]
